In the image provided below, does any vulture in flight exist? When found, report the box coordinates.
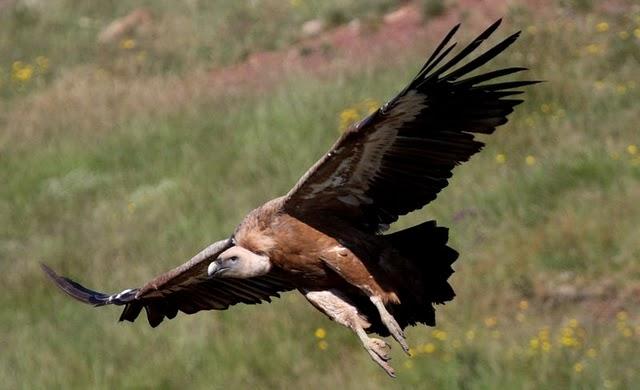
[44,20,537,377]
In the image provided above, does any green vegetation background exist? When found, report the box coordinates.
[1,0,639,388]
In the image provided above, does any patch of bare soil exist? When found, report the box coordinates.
[208,0,524,91]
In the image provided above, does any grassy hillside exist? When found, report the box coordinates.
[1,0,639,388]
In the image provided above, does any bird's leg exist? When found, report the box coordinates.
[303,289,396,377]
[369,295,409,354]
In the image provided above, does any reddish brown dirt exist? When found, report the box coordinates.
[208,0,528,91]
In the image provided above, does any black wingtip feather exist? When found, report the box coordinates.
[445,31,521,81]
[145,303,165,328]
[421,19,505,84]
[119,302,144,322]
[417,42,458,82]
[41,263,111,306]
[455,67,529,87]
[485,18,503,36]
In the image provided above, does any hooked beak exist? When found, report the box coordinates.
[207,261,228,277]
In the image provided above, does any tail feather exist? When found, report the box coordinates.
[385,220,459,328]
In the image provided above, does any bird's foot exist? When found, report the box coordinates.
[370,296,409,355]
[381,310,409,354]
[363,337,395,377]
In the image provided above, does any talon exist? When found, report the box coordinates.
[365,345,395,378]
[370,295,410,354]
[355,328,396,377]
[366,337,391,362]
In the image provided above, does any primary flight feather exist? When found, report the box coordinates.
[44,20,537,377]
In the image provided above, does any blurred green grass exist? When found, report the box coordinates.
[1,0,639,388]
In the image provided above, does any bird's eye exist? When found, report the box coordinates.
[229,256,238,262]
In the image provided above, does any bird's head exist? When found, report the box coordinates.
[207,246,271,278]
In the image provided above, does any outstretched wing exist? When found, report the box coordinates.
[284,20,538,232]
[43,239,295,328]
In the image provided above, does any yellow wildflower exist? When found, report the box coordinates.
[518,300,529,310]
[622,327,632,337]
[527,25,537,35]
[495,154,506,164]
[35,56,49,72]
[596,22,609,32]
[618,31,629,40]
[339,108,360,132]
[587,348,597,358]
[317,340,328,350]
[484,317,497,328]
[127,202,136,214]
[574,362,584,373]
[568,318,579,328]
[634,29,640,39]
[626,145,637,155]
[12,63,33,82]
[585,44,603,55]
[314,327,326,339]
[290,0,301,7]
[525,155,536,166]
[616,84,627,94]
[529,338,539,350]
[424,343,436,354]
[560,335,579,347]
[541,341,551,352]
[120,38,136,49]
[432,329,447,341]
[560,326,580,347]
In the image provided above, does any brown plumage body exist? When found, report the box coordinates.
[236,196,400,301]
[42,20,536,377]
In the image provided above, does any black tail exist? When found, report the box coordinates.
[385,220,458,327]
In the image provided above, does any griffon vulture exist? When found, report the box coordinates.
[43,20,537,377]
